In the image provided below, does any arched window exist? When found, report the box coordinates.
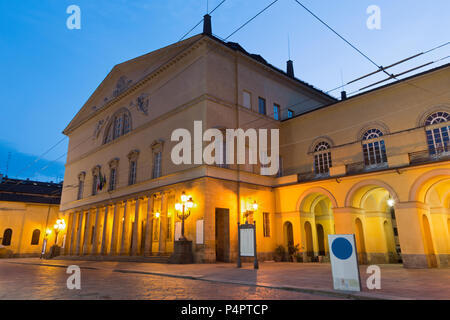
[103,109,132,144]
[2,228,12,246]
[31,229,40,245]
[424,112,450,155]
[362,129,387,167]
[314,141,332,174]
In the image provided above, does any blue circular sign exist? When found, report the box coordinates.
[332,237,353,260]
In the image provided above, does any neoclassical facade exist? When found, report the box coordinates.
[60,21,450,268]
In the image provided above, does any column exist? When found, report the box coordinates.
[100,205,110,255]
[109,203,120,255]
[333,207,360,234]
[144,195,154,256]
[64,212,74,255]
[395,201,430,268]
[70,211,79,255]
[131,198,142,256]
[75,211,85,256]
[82,209,93,255]
[429,207,449,267]
[91,207,102,255]
[120,200,132,255]
[158,193,168,255]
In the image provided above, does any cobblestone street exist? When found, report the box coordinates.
[0,261,338,300]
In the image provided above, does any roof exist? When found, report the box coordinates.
[63,32,337,135]
[282,62,450,122]
[0,177,62,205]
[209,35,337,102]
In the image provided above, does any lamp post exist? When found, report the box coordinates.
[53,218,66,246]
[175,192,194,241]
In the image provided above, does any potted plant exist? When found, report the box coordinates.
[288,243,300,262]
[274,245,286,262]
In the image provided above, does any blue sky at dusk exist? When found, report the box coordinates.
[0,0,449,182]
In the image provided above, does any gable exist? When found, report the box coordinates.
[63,34,204,135]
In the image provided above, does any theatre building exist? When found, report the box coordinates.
[60,17,450,268]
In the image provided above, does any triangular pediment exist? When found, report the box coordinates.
[63,34,204,134]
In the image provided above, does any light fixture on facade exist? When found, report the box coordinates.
[387,198,395,207]
[243,199,258,224]
[154,212,160,218]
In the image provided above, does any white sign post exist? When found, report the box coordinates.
[237,222,258,269]
[328,234,361,292]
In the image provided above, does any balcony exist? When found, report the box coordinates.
[298,171,330,182]
[345,161,388,175]
[409,148,450,165]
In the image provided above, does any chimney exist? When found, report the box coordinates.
[203,14,212,36]
[341,90,347,100]
[286,60,295,78]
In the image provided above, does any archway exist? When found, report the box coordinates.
[283,221,294,249]
[410,170,450,268]
[347,180,401,265]
[316,224,325,255]
[298,188,336,260]
[355,218,367,264]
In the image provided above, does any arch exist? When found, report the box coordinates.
[31,229,40,245]
[304,221,313,257]
[283,221,294,248]
[316,224,325,255]
[2,228,12,246]
[345,179,400,208]
[416,104,450,127]
[308,136,335,153]
[356,121,390,141]
[355,218,366,263]
[297,187,338,213]
[409,168,450,202]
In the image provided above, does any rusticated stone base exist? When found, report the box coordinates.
[169,240,194,264]
[437,254,450,267]
[402,254,430,268]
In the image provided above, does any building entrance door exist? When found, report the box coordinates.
[215,208,230,262]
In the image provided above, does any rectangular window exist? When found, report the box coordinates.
[92,175,98,195]
[129,161,137,185]
[314,152,332,174]
[273,104,280,120]
[109,168,116,191]
[263,212,270,237]
[288,109,294,118]
[152,152,162,179]
[243,91,251,109]
[77,180,84,200]
[258,97,266,115]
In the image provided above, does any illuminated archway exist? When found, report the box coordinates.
[347,180,401,265]
[409,169,450,267]
[298,188,336,259]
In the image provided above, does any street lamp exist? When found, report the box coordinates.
[175,191,194,241]
[53,218,66,245]
[244,200,258,224]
